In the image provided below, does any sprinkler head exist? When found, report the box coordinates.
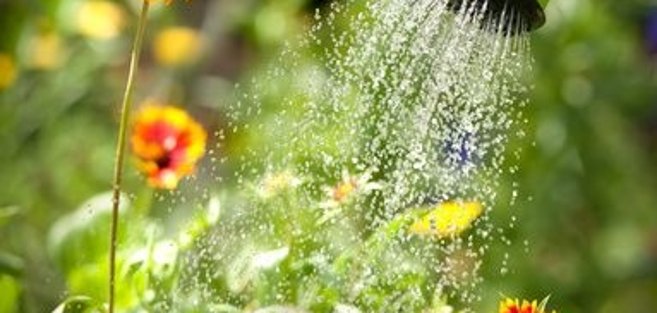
[448,0,546,34]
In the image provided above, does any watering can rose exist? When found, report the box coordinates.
[131,104,206,189]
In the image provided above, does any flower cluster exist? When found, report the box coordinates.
[131,103,206,189]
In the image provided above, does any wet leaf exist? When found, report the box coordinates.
[51,296,103,313]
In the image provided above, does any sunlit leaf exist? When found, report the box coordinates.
[0,275,20,313]
[51,296,103,313]
[252,246,289,269]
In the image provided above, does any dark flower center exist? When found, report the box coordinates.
[156,155,172,169]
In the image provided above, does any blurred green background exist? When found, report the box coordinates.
[1,0,657,312]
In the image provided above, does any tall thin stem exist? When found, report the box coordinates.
[109,2,150,312]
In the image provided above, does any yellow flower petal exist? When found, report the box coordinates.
[409,201,483,238]
[499,298,519,313]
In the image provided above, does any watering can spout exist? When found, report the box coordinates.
[447,0,548,34]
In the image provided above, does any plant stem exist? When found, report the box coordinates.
[109,2,150,312]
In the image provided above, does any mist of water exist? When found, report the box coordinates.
[178,0,533,311]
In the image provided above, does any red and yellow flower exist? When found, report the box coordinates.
[131,103,206,189]
[499,298,556,313]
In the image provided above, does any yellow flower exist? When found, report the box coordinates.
[26,32,64,70]
[0,53,17,90]
[76,0,125,40]
[131,103,207,189]
[499,297,557,313]
[409,201,483,238]
[152,27,203,67]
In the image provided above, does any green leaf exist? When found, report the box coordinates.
[47,192,130,273]
[0,206,19,227]
[0,275,20,313]
[51,296,103,313]
[0,252,23,277]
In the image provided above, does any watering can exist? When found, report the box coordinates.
[447,0,549,33]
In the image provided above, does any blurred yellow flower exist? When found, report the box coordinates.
[76,0,125,40]
[153,27,203,67]
[499,298,556,313]
[27,32,64,70]
[131,103,207,189]
[0,53,17,90]
[409,201,483,238]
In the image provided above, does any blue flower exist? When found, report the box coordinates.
[644,8,657,56]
